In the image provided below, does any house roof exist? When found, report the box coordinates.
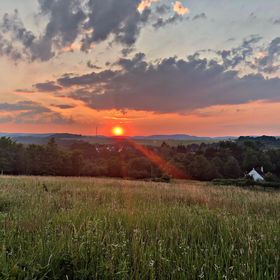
[249,168,264,181]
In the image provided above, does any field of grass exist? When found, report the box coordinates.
[0,176,279,279]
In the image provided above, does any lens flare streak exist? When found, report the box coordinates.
[127,139,187,179]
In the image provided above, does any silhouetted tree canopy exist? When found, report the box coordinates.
[0,136,280,181]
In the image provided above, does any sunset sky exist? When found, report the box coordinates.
[1,0,280,136]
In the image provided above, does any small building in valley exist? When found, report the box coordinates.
[248,168,264,182]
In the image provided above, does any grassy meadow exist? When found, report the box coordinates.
[0,176,279,279]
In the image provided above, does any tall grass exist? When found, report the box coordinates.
[0,176,279,279]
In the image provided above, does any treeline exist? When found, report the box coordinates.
[1,136,280,181]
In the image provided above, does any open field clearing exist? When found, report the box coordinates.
[0,176,279,279]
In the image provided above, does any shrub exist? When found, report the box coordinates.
[264,172,279,182]
[256,181,280,189]
[152,174,171,183]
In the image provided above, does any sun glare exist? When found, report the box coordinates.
[112,126,124,136]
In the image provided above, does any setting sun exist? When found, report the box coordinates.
[112,126,124,136]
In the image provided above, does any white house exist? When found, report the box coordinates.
[248,168,264,182]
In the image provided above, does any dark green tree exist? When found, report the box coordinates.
[127,157,151,179]
[188,155,219,181]
[223,156,242,178]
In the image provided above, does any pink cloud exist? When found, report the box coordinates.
[173,1,189,15]
[138,0,159,13]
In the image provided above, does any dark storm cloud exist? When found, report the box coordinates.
[81,0,151,51]
[1,10,35,48]
[217,35,262,69]
[0,10,31,61]
[51,104,76,109]
[121,47,136,57]
[257,37,280,73]
[33,81,63,92]
[38,52,280,114]
[0,100,72,124]
[0,0,154,61]
[38,0,86,45]
[155,4,171,15]
[117,52,146,70]
[0,9,51,61]
[0,9,54,61]
[0,101,43,111]
[57,69,118,87]
[17,0,88,61]
[0,33,22,61]
[153,14,185,29]
[235,34,262,57]
[87,61,102,70]
[216,35,280,74]
[152,3,191,29]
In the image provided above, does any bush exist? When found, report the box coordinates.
[264,172,279,182]
[256,181,280,189]
[152,174,171,183]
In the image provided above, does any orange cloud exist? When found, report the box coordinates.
[138,0,159,13]
[61,42,82,53]
[0,101,279,137]
[173,1,189,15]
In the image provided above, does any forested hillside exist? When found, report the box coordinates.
[0,136,280,182]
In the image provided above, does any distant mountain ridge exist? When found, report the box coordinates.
[133,134,212,140]
[0,132,236,142]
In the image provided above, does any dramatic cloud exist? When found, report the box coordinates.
[0,8,61,61]
[117,52,146,70]
[87,61,102,70]
[0,10,35,61]
[155,4,171,15]
[257,37,280,73]
[0,32,22,61]
[152,2,189,29]
[33,81,63,92]
[153,14,186,29]
[216,35,262,69]
[57,69,118,87]
[81,0,151,51]
[215,35,280,74]
[34,52,280,114]
[1,10,35,48]
[0,0,154,61]
[0,0,194,62]
[35,0,87,60]
[0,101,41,111]
[173,1,189,16]
[0,100,72,124]
[138,0,159,13]
[51,104,76,109]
